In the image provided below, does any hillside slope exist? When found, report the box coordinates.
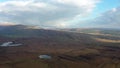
[0,25,120,68]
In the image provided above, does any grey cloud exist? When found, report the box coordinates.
[0,0,100,27]
[76,7,120,28]
[93,7,120,28]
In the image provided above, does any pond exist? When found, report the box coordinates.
[0,42,22,47]
[39,55,52,59]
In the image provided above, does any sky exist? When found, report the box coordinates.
[0,0,120,28]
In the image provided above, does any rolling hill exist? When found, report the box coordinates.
[0,25,120,68]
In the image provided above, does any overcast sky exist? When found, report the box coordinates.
[0,0,120,28]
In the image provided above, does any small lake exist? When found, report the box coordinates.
[39,55,52,59]
[0,42,22,47]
